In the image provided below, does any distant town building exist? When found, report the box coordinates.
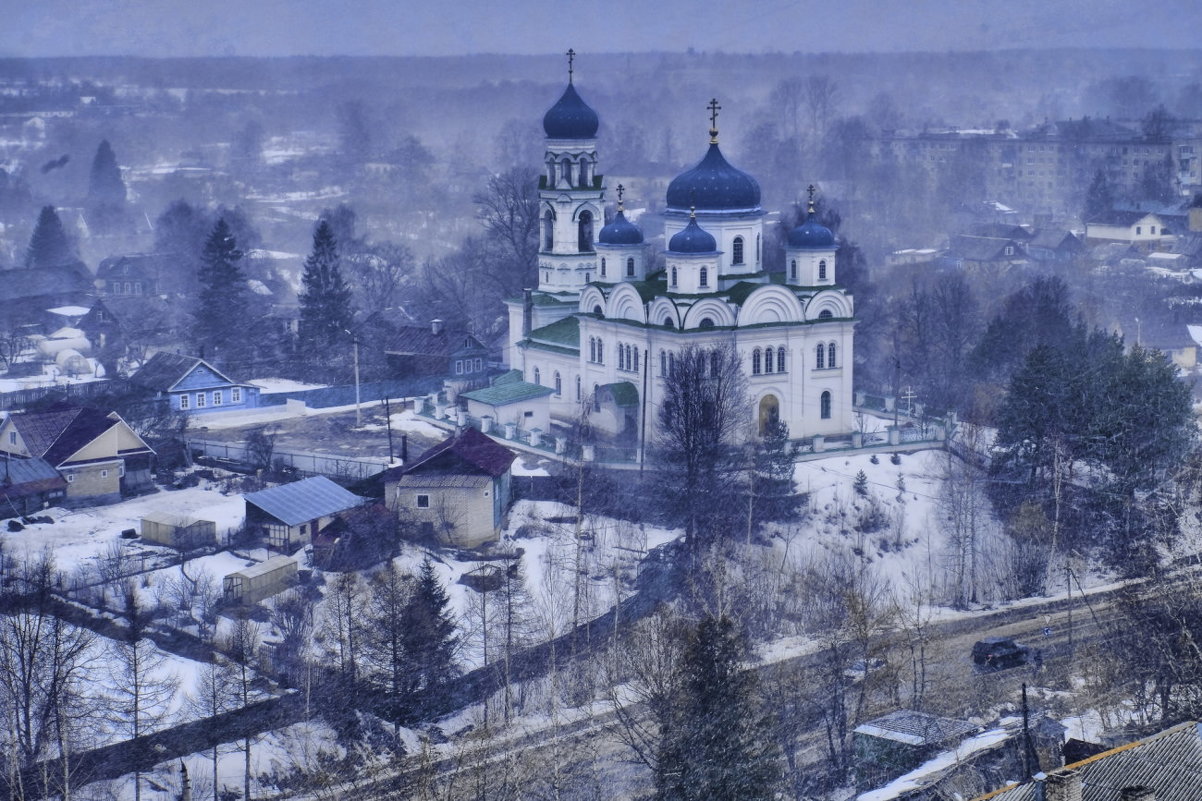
[130,352,261,414]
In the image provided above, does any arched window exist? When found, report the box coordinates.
[544,270,550,283]
[576,375,581,400]
[544,209,555,250]
[764,346,774,373]
[668,351,676,377]
[816,343,825,369]
[597,339,604,363]
[671,266,678,287]
[626,257,635,277]
[790,259,797,280]
[621,344,629,371]
[533,367,541,385]
[756,233,761,263]
[578,158,590,187]
[589,337,596,362]
[732,236,744,265]
[699,317,715,329]
[593,305,603,318]
[585,272,590,283]
[578,211,594,252]
[821,390,832,419]
[710,350,720,378]
[819,259,828,280]
[699,266,708,288]
[554,371,562,396]
[828,342,837,368]
[633,348,640,372]
[753,348,762,375]
[818,309,834,320]
[660,349,667,376]
[664,317,676,329]
[561,157,573,186]
[600,257,606,277]
[777,347,786,372]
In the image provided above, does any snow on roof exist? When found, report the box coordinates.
[243,476,366,527]
[1188,325,1202,348]
[858,723,1016,801]
[227,554,297,580]
[47,306,92,317]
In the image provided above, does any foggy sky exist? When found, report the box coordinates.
[3,0,1199,58]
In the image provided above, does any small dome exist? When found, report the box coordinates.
[668,217,718,254]
[543,83,599,139]
[787,214,836,249]
[666,143,761,211]
[598,210,644,245]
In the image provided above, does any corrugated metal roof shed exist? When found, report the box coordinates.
[244,476,366,527]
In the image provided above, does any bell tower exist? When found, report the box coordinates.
[537,49,605,297]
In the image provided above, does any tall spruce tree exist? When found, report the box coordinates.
[87,139,126,206]
[656,615,779,801]
[298,220,354,350]
[1083,169,1115,222]
[402,557,459,712]
[25,205,76,269]
[193,218,250,362]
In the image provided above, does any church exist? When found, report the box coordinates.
[503,57,855,449]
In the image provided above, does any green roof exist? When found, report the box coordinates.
[493,369,524,386]
[601,381,640,407]
[529,316,580,347]
[522,341,579,356]
[461,380,553,406]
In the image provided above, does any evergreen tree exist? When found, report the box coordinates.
[1083,169,1115,222]
[402,557,459,712]
[193,219,250,362]
[854,470,869,497]
[298,220,354,350]
[656,616,779,801]
[25,205,76,269]
[87,139,126,206]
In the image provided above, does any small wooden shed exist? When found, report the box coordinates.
[222,556,297,605]
[140,513,217,550]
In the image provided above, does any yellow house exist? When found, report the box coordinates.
[0,406,155,505]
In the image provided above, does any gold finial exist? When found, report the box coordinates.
[690,204,697,219]
[616,183,625,211]
[807,184,816,215]
[707,98,721,144]
[566,48,575,83]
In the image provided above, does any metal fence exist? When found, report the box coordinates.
[257,377,440,409]
[186,438,390,480]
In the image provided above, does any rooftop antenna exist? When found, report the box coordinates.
[707,98,721,144]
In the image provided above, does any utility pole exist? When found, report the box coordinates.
[344,329,361,427]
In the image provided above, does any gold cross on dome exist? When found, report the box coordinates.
[566,48,575,82]
[807,184,817,213]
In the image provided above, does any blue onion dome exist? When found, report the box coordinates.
[598,209,644,245]
[668,214,718,254]
[543,83,599,139]
[666,143,761,211]
[787,213,836,249]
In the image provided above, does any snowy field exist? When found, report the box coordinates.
[1,486,245,571]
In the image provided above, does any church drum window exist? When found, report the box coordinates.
[818,259,827,280]
[816,343,825,370]
[575,375,581,400]
[544,210,555,250]
[561,157,573,187]
[777,347,786,373]
[732,236,744,265]
[601,257,606,277]
[764,346,774,373]
[821,391,832,419]
[756,234,761,264]
[752,348,762,375]
[671,266,678,287]
[699,266,708,288]
[790,259,797,280]
[626,257,635,277]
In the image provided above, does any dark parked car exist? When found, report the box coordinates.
[972,637,1027,670]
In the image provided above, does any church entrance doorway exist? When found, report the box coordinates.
[758,394,780,435]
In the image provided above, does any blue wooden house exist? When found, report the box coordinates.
[130,352,260,413]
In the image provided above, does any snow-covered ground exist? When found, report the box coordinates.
[1,487,245,571]
[250,377,330,393]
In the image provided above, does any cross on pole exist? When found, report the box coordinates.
[901,385,917,417]
[807,184,816,213]
[616,183,625,208]
[708,98,721,128]
[566,48,575,82]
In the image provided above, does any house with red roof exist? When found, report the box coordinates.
[0,406,155,505]
[383,426,516,548]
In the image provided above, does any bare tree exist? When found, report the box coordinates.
[472,166,540,293]
[222,615,261,801]
[185,660,239,801]
[803,75,840,139]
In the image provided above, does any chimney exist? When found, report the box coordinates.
[522,288,533,337]
[1043,769,1083,801]
[431,318,445,336]
[1120,788,1156,801]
